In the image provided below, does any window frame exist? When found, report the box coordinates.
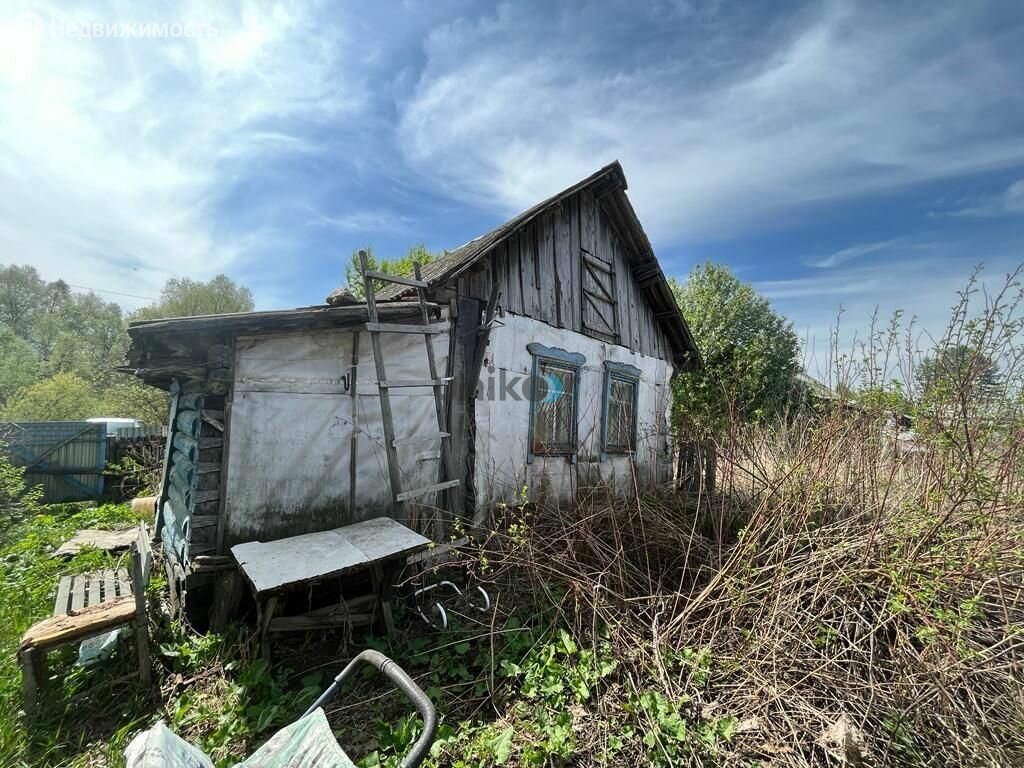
[526,343,586,464]
[601,361,641,459]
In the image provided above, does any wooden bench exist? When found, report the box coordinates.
[19,523,153,714]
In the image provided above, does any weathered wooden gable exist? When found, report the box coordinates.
[457,187,674,361]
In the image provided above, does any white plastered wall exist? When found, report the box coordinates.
[223,316,450,544]
[474,312,674,506]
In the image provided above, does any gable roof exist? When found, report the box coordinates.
[377,161,701,370]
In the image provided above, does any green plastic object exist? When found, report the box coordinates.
[124,712,355,768]
[124,721,214,768]
[237,709,356,768]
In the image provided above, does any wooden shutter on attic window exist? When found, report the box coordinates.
[581,251,618,343]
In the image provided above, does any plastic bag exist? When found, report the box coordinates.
[237,709,356,768]
[124,721,215,768]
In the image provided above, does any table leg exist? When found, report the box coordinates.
[258,596,278,663]
[371,564,396,637]
[20,647,40,716]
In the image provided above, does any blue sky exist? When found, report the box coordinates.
[2,0,1023,367]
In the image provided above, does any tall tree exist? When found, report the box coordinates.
[0,265,47,337]
[40,293,125,380]
[1,373,100,422]
[0,268,257,422]
[342,244,441,300]
[98,376,169,425]
[0,327,38,405]
[670,263,800,436]
[130,274,254,321]
[916,344,1000,401]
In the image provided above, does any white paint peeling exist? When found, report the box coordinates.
[475,313,674,507]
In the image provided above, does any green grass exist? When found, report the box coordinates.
[0,502,619,768]
[0,502,152,765]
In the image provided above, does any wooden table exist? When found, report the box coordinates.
[231,517,431,660]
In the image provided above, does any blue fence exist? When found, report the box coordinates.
[0,422,108,503]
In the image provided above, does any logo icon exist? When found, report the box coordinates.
[540,373,563,404]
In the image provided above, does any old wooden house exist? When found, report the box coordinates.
[125,162,700,619]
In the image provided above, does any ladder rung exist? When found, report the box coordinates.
[395,479,460,502]
[366,321,447,335]
[378,378,451,388]
[364,270,428,289]
[393,432,451,447]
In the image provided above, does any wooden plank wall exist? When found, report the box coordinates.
[457,189,673,361]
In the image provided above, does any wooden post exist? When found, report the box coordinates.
[215,344,235,556]
[348,331,360,517]
[469,281,501,530]
[155,381,181,537]
[131,529,152,686]
[446,298,468,524]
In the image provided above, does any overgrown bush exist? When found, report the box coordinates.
[0,442,42,546]
[426,266,1024,766]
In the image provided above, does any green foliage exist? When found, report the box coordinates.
[662,645,713,687]
[98,375,170,425]
[166,645,322,764]
[2,372,100,421]
[129,274,254,322]
[0,265,124,381]
[359,620,617,768]
[0,326,38,405]
[0,444,43,545]
[0,265,251,424]
[629,690,689,761]
[0,371,167,425]
[502,628,617,706]
[881,713,933,766]
[343,245,442,300]
[670,263,800,436]
[0,265,53,337]
[626,688,737,766]
[39,293,126,379]
[855,379,910,412]
[916,343,1000,402]
[0,501,149,763]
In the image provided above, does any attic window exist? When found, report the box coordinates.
[581,252,618,343]
[601,361,640,458]
[526,343,586,463]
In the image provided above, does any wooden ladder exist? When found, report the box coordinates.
[358,251,458,523]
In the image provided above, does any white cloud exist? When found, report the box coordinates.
[397,2,1024,243]
[941,179,1024,218]
[808,239,905,269]
[2,0,1022,341]
[0,0,361,309]
[303,206,413,234]
[757,246,1024,378]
